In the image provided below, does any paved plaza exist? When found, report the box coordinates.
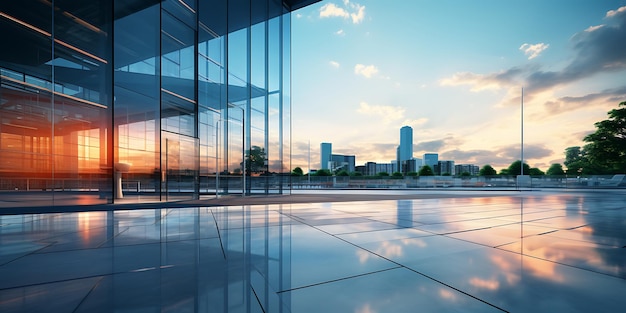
[1,190,625,312]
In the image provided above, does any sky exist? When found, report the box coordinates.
[289,0,626,173]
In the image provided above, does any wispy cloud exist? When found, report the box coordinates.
[319,1,366,24]
[357,102,404,123]
[519,43,549,60]
[585,25,604,32]
[354,64,379,78]
[439,67,527,91]
[543,85,626,114]
[329,60,340,68]
[335,29,345,36]
[414,136,463,154]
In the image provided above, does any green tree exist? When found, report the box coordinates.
[528,168,545,176]
[336,170,349,176]
[391,172,404,178]
[441,172,451,176]
[546,163,565,176]
[564,146,594,175]
[418,165,434,176]
[564,146,584,168]
[406,171,418,177]
[582,101,626,174]
[350,171,363,177]
[479,164,497,176]
[315,169,332,176]
[243,146,266,174]
[377,172,390,177]
[291,167,303,176]
[506,160,530,176]
[460,172,471,177]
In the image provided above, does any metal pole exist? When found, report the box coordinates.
[242,108,245,197]
[215,119,220,199]
[520,87,524,175]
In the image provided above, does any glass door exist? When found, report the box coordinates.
[163,134,198,201]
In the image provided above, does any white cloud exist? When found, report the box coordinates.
[320,3,349,19]
[519,43,549,60]
[329,61,340,68]
[354,64,379,78]
[606,5,626,18]
[319,1,366,24]
[336,29,345,36]
[357,102,405,123]
[584,25,604,32]
[439,70,516,91]
[403,118,428,127]
[295,13,302,19]
[351,4,366,24]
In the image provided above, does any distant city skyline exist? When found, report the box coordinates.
[291,1,626,173]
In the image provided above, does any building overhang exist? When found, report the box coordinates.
[285,0,322,11]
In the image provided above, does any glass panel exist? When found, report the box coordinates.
[161,11,196,101]
[53,0,112,204]
[268,93,280,176]
[114,2,161,201]
[227,28,248,85]
[162,0,197,29]
[198,106,219,194]
[227,23,248,195]
[268,17,280,93]
[282,12,291,192]
[162,133,198,201]
[198,27,224,111]
[0,0,113,206]
[251,22,266,91]
[54,0,111,106]
[225,105,244,194]
[1,1,52,205]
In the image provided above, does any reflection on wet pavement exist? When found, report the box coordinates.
[1,192,625,312]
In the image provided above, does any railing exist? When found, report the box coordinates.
[288,175,626,189]
[1,175,624,193]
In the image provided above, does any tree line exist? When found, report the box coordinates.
[292,101,626,177]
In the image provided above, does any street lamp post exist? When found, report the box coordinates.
[516,87,526,190]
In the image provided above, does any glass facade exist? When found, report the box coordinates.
[0,0,318,207]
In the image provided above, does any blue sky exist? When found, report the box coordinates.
[290,0,626,172]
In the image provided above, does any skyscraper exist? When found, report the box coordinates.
[399,126,413,162]
[320,142,332,170]
[423,153,439,171]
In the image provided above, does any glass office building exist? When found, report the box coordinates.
[0,0,319,207]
